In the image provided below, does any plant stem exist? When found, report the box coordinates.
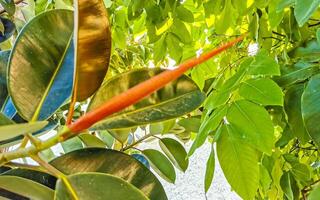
[0,35,245,165]
[121,133,154,151]
[31,154,79,200]
[67,35,245,134]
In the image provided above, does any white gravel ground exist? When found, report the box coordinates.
[140,141,241,200]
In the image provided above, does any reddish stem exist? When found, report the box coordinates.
[67,35,245,134]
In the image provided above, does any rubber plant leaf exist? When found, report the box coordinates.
[72,0,111,101]
[8,9,74,121]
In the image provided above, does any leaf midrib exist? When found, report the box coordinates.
[31,34,73,121]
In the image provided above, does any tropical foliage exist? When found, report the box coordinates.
[0,0,320,200]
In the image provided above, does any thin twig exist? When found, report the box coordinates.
[121,133,154,151]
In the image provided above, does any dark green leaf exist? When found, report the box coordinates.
[2,168,56,189]
[0,50,10,108]
[0,176,54,199]
[294,0,320,27]
[289,40,320,61]
[0,121,48,141]
[50,148,167,200]
[275,63,320,87]
[302,74,320,147]
[284,84,310,144]
[280,172,294,200]
[176,5,194,23]
[142,149,176,183]
[159,137,189,172]
[88,68,205,130]
[55,173,148,200]
[8,9,74,121]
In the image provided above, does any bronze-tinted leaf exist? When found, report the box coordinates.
[73,0,112,101]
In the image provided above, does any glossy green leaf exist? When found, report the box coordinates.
[0,176,54,199]
[294,0,320,27]
[0,0,15,15]
[284,84,310,144]
[289,40,320,61]
[217,124,259,200]
[204,143,215,193]
[2,168,57,189]
[0,121,47,141]
[159,137,189,172]
[55,173,148,200]
[0,50,10,108]
[8,9,74,121]
[188,106,227,156]
[50,148,167,200]
[249,51,280,76]
[142,149,176,183]
[275,63,320,87]
[78,133,106,148]
[73,0,111,101]
[302,74,320,147]
[226,100,275,155]
[239,78,284,106]
[88,68,205,130]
